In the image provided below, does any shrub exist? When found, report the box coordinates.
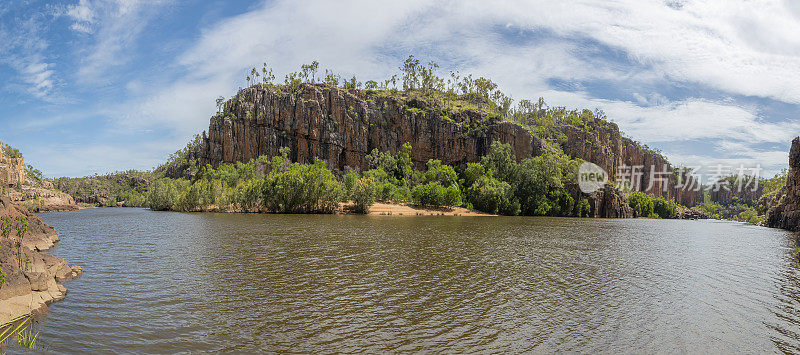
[411,182,461,207]
[263,158,343,213]
[147,178,188,211]
[461,162,486,188]
[466,175,520,215]
[576,198,591,217]
[628,191,654,218]
[351,177,379,213]
[652,197,677,219]
[424,159,458,187]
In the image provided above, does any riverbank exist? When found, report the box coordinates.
[353,202,496,216]
[0,197,82,326]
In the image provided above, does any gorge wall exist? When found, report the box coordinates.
[196,84,701,207]
[0,141,25,187]
[767,137,800,231]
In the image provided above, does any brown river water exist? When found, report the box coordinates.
[26,208,800,353]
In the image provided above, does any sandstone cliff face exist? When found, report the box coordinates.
[198,84,699,211]
[199,84,542,172]
[709,183,763,205]
[767,138,800,231]
[0,141,25,187]
[557,124,702,206]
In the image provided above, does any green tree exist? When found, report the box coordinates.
[351,176,379,213]
[628,191,654,218]
[466,175,520,215]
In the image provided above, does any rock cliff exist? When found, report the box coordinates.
[0,141,25,187]
[767,137,800,231]
[556,123,702,206]
[1,140,78,212]
[196,84,700,213]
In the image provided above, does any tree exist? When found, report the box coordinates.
[216,96,225,114]
[300,61,319,83]
[466,175,520,215]
[261,62,275,85]
[351,176,379,213]
[400,55,420,91]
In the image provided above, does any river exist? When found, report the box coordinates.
[28,208,800,352]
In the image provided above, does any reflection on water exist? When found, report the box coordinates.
[33,208,800,353]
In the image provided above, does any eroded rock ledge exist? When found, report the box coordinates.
[0,197,82,325]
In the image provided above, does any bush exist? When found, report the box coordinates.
[263,158,343,213]
[466,175,520,215]
[653,197,677,219]
[411,182,461,207]
[147,178,188,211]
[424,159,458,187]
[628,191,654,218]
[461,162,485,188]
[576,198,591,217]
[515,154,564,216]
[351,177,379,213]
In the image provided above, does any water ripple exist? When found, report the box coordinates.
[27,209,800,353]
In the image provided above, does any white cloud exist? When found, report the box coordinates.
[74,0,171,82]
[66,0,95,24]
[14,0,793,176]
[0,16,57,99]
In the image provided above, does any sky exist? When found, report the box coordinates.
[1,0,799,178]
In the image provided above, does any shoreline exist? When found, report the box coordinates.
[0,197,82,326]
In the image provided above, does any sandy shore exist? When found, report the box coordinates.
[347,202,497,216]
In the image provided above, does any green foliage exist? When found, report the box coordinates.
[628,191,654,218]
[461,162,486,188]
[699,201,762,223]
[411,182,461,207]
[0,216,11,240]
[262,158,344,213]
[423,159,458,187]
[350,176,379,213]
[480,141,518,182]
[652,197,677,219]
[155,134,203,179]
[0,267,5,285]
[25,165,43,183]
[576,198,591,217]
[2,145,22,159]
[466,175,520,215]
[16,325,38,349]
[54,170,155,207]
[146,178,188,211]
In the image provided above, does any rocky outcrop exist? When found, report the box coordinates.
[0,197,81,325]
[586,184,634,218]
[709,183,763,205]
[199,84,543,172]
[0,141,25,187]
[767,138,800,231]
[676,205,709,220]
[6,186,78,213]
[557,123,702,206]
[197,84,700,216]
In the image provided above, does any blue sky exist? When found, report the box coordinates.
[1,0,799,178]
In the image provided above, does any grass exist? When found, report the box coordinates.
[16,326,38,349]
[0,314,39,350]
